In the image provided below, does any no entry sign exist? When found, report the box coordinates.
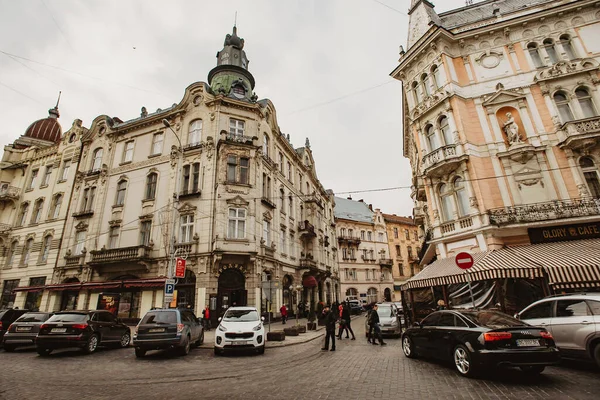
[175,257,186,278]
[455,252,474,270]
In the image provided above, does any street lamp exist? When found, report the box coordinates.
[162,119,183,309]
[294,284,302,326]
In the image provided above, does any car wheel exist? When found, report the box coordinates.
[257,345,265,355]
[402,335,417,359]
[135,347,146,358]
[3,344,16,352]
[83,334,99,354]
[520,366,545,375]
[453,345,476,378]
[178,336,191,356]
[119,332,131,348]
[594,343,600,368]
[37,348,52,357]
[195,331,204,346]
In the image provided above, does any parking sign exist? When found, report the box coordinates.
[164,279,176,303]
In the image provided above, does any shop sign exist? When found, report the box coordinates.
[528,221,600,244]
[97,293,120,315]
[175,258,186,279]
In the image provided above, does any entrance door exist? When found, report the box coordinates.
[216,269,246,324]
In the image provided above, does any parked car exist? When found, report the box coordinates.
[2,312,53,351]
[393,302,406,326]
[133,308,203,358]
[364,303,402,337]
[214,307,265,355]
[401,310,560,377]
[36,310,130,356]
[348,300,363,315]
[0,309,30,346]
[516,293,600,367]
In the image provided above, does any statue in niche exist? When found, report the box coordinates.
[502,112,522,145]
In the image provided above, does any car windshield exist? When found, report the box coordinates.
[377,306,394,318]
[0,311,7,319]
[141,312,177,324]
[16,313,49,323]
[223,309,259,322]
[461,310,526,328]
[48,313,88,323]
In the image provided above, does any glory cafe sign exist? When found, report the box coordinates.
[528,222,600,244]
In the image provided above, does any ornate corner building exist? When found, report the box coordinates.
[0,27,339,323]
[392,0,600,316]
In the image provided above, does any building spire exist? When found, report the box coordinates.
[407,1,440,50]
[49,91,61,119]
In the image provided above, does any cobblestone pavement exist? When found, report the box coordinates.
[0,321,598,400]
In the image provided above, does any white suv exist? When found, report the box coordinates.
[214,307,265,355]
[516,293,600,367]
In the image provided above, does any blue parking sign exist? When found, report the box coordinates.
[164,279,176,302]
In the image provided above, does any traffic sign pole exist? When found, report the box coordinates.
[455,252,476,309]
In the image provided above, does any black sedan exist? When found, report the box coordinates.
[401,310,560,377]
[2,312,53,351]
[36,310,131,356]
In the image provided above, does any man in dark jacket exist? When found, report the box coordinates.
[368,304,386,346]
[321,305,337,351]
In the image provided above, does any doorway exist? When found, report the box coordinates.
[216,269,246,323]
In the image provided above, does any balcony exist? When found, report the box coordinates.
[303,193,324,209]
[413,204,425,225]
[72,209,94,218]
[300,257,317,269]
[421,144,468,178]
[64,254,85,268]
[337,235,361,246]
[298,221,316,239]
[179,188,201,199]
[0,186,20,203]
[261,196,276,209]
[86,169,101,176]
[89,245,152,265]
[488,197,600,226]
[225,133,255,145]
[558,116,600,151]
[379,258,393,267]
[411,176,427,202]
[0,223,11,235]
[183,142,202,151]
[261,154,276,170]
[440,216,473,234]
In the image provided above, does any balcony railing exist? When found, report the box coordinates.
[174,242,193,256]
[560,116,600,148]
[225,133,254,145]
[89,245,151,264]
[300,258,317,269]
[86,169,101,176]
[488,197,600,226]
[0,223,11,234]
[183,142,202,151]
[337,235,361,245]
[440,216,473,234]
[0,186,21,202]
[72,209,94,218]
[421,144,467,177]
[64,254,84,267]
[298,221,316,238]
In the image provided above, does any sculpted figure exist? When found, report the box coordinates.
[503,112,522,144]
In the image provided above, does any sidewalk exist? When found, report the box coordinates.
[199,315,360,349]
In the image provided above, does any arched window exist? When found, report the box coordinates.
[40,235,52,262]
[579,157,600,198]
[412,81,421,104]
[527,43,544,68]
[453,177,470,217]
[543,39,559,64]
[18,203,29,226]
[425,124,439,151]
[50,194,62,219]
[91,148,103,171]
[439,183,454,221]
[439,116,453,145]
[575,87,597,119]
[367,287,378,304]
[421,73,431,96]
[554,91,574,122]
[6,241,18,267]
[431,65,442,88]
[145,173,158,200]
[188,120,202,145]
[115,180,127,206]
[21,238,34,265]
[559,35,576,60]
[263,134,270,157]
[31,199,44,224]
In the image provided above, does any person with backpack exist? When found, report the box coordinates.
[368,304,386,346]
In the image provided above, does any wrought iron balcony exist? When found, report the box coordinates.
[300,257,317,269]
[488,197,600,226]
[298,221,316,238]
[379,258,393,266]
[0,186,20,202]
[421,144,468,178]
[89,245,151,265]
[559,116,600,150]
[225,133,254,145]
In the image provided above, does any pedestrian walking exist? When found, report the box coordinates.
[369,304,386,346]
[340,303,355,340]
[202,306,211,331]
[366,306,375,343]
[336,303,345,339]
[280,304,288,324]
[321,305,337,351]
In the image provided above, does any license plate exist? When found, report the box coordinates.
[16,326,32,332]
[516,339,540,347]
[149,328,165,333]
[232,341,248,346]
[51,328,67,333]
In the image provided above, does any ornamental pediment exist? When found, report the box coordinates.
[535,59,599,83]
[178,202,197,215]
[482,90,525,107]
[226,195,249,207]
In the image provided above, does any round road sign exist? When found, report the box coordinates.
[455,252,474,270]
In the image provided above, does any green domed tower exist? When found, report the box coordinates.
[208,26,256,102]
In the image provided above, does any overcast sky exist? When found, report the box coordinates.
[0,0,469,216]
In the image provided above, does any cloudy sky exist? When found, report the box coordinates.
[0,0,469,216]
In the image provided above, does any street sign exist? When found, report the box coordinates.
[455,252,474,270]
[175,258,186,278]
[164,279,176,303]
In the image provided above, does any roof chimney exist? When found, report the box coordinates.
[368,204,373,211]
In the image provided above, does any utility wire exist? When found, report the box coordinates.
[5,53,62,87]
[0,81,45,105]
[370,0,409,16]
[41,0,77,55]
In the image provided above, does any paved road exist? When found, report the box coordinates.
[0,322,597,400]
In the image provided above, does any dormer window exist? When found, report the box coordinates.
[232,84,245,98]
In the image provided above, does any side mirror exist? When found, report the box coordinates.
[261,316,265,322]
[218,317,222,322]
[413,321,421,328]
[514,313,520,319]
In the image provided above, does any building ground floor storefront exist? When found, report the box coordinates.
[341,283,394,305]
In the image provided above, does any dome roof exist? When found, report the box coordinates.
[24,106,62,143]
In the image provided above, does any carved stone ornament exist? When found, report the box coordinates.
[215,263,248,278]
[178,202,197,215]
[226,195,250,207]
[75,221,88,231]
[205,137,215,160]
[502,112,523,145]
[577,184,591,197]
[535,59,599,82]
[469,197,479,208]
[433,209,440,221]
[475,50,503,69]
[108,219,122,227]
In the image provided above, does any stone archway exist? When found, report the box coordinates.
[176,269,196,311]
[61,277,80,311]
[216,268,246,320]
[384,287,392,302]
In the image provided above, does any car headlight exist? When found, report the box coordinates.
[253,324,262,331]
[218,324,227,332]
[391,320,398,326]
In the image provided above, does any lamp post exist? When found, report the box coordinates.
[162,119,183,309]
[295,284,302,326]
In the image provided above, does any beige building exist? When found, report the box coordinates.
[1,26,339,322]
[0,105,85,311]
[382,213,420,301]
[335,197,394,304]
[392,0,600,314]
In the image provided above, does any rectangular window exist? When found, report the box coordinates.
[227,156,249,184]
[108,226,119,249]
[398,264,404,276]
[278,152,284,173]
[405,229,410,239]
[182,165,191,192]
[180,215,194,243]
[262,174,267,197]
[61,160,71,181]
[395,245,401,257]
[140,221,152,246]
[192,163,200,192]
[123,141,134,163]
[362,249,367,259]
[378,232,384,242]
[344,269,349,280]
[289,233,295,258]
[25,277,46,310]
[228,208,246,239]
[366,269,370,280]
[229,119,245,136]
[361,231,365,240]
[299,174,303,193]
[75,231,86,255]
[41,166,52,186]
[51,195,62,219]
[262,220,271,246]
[413,231,418,241]
[40,236,52,262]
[288,196,293,217]
[240,158,249,184]
[0,279,20,309]
[227,156,237,183]
[367,231,372,241]
[342,248,348,260]
[280,229,287,254]
[151,133,163,155]
[29,169,39,189]
[407,246,413,258]
[287,162,292,182]
[393,228,398,239]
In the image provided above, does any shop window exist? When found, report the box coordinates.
[0,279,20,308]
[25,277,46,311]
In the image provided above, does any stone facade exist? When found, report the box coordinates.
[382,214,420,300]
